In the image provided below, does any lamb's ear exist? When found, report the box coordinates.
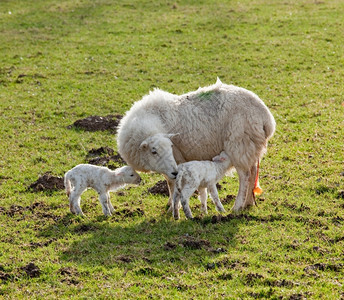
[212,155,226,162]
[166,133,180,142]
[139,140,149,151]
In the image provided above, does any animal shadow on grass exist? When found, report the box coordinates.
[38,212,261,269]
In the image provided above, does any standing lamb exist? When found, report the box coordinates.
[117,78,275,212]
[172,151,230,220]
[64,164,141,216]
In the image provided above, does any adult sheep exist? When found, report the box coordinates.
[117,78,275,212]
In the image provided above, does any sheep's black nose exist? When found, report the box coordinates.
[171,171,178,177]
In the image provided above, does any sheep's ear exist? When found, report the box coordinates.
[139,140,149,151]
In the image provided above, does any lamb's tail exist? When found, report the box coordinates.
[64,172,72,197]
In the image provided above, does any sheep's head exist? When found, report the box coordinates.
[116,166,141,185]
[139,133,179,179]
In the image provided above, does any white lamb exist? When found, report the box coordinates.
[172,151,230,220]
[64,164,141,216]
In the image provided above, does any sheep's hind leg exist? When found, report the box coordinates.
[243,164,257,209]
[99,193,112,216]
[208,184,225,213]
[233,168,250,212]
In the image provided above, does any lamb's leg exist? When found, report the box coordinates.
[208,184,225,213]
[198,187,208,214]
[180,188,195,219]
[243,164,257,209]
[165,176,182,212]
[107,192,115,213]
[99,193,112,216]
[166,145,186,211]
[70,189,84,216]
[233,168,250,212]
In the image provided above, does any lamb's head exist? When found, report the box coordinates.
[139,133,179,179]
[116,166,141,185]
[212,151,230,163]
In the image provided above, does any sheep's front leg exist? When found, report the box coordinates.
[165,175,180,212]
[198,187,208,214]
[208,184,225,213]
[99,193,112,216]
[172,188,181,220]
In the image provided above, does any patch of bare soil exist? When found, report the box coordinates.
[180,235,210,250]
[163,242,177,251]
[58,267,80,285]
[86,147,126,168]
[88,154,126,167]
[0,201,48,217]
[73,224,98,234]
[67,114,122,132]
[28,172,64,192]
[21,262,41,278]
[209,213,285,224]
[87,146,114,157]
[28,238,56,249]
[221,194,235,204]
[115,255,133,263]
[114,207,145,218]
[304,263,343,272]
[147,180,169,196]
[0,271,13,281]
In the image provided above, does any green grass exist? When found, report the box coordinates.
[1,0,344,298]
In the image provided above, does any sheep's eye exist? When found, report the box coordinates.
[130,174,134,177]
[151,149,157,155]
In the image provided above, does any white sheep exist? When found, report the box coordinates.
[172,151,230,220]
[117,78,275,212]
[64,164,141,216]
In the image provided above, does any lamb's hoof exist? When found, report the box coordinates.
[216,206,226,213]
[166,205,172,213]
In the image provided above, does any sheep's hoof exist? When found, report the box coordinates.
[231,206,244,214]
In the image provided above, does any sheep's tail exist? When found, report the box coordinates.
[64,172,72,197]
[263,112,276,140]
[253,160,263,196]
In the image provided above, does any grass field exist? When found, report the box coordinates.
[1,0,344,298]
